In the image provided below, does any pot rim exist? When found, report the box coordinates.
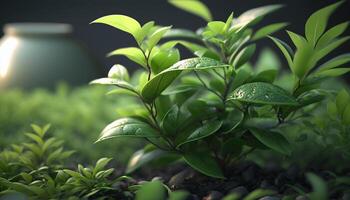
[4,23,73,36]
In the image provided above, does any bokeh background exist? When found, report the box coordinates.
[0,0,349,81]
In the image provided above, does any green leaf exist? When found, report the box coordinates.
[96,118,159,142]
[147,26,172,50]
[269,36,294,70]
[208,21,226,35]
[305,1,343,46]
[141,57,229,103]
[252,23,288,41]
[136,21,155,45]
[342,104,350,125]
[162,105,181,136]
[232,44,256,69]
[313,68,350,78]
[127,149,178,173]
[249,128,291,155]
[233,5,283,30]
[306,173,328,200]
[108,47,147,68]
[287,31,307,48]
[168,0,212,22]
[243,189,276,200]
[161,40,208,53]
[91,15,141,42]
[336,89,350,116]
[94,158,112,175]
[90,78,138,93]
[108,64,130,81]
[136,180,167,200]
[314,36,350,62]
[316,21,349,49]
[292,40,314,79]
[178,120,222,146]
[224,12,234,32]
[316,53,350,72]
[150,48,180,74]
[230,82,298,106]
[163,28,199,40]
[183,151,224,179]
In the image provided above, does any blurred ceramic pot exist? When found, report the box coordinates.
[0,23,103,89]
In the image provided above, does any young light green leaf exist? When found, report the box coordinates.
[93,158,112,175]
[108,64,130,81]
[141,57,229,103]
[136,21,155,45]
[249,128,291,155]
[316,53,350,72]
[183,151,224,179]
[178,120,222,146]
[90,78,138,94]
[230,82,298,106]
[314,36,350,62]
[292,40,314,79]
[108,47,147,68]
[287,31,307,48]
[252,23,288,41]
[313,68,350,78]
[147,26,172,50]
[305,1,343,46]
[96,118,159,142]
[208,21,226,35]
[223,13,234,32]
[269,36,294,70]
[233,5,283,30]
[91,15,141,42]
[232,44,256,69]
[168,0,213,22]
[316,21,349,49]
[163,28,200,40]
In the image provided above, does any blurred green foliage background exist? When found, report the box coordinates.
[0,84,142,164]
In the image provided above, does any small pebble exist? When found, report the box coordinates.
[151,176,163,182]
[295,195,309,200]
[223,180,240,192]
[229,186,248,198]
[203,191,223,200]
[259,196,280,200]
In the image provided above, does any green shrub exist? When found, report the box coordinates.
[91,0,350,178]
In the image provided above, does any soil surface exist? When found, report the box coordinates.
[133,161,350,200]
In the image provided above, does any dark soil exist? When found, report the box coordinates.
[133,161,350,200]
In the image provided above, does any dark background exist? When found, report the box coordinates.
[1,0,349,78]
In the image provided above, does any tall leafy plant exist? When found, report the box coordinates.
[91,0,349,178]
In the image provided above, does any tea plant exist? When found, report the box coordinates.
[91,0,349,178]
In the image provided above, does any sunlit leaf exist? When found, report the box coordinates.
[168,0,213,22]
